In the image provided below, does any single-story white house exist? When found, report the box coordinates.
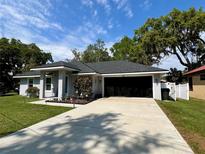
[14,60,168,100]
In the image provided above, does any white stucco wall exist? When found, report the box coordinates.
[33,78,40,89]
[19,78,40,96]
[153,74,162,100]
[19,78,28,96]
[92,76,102,95]
[69,75,76,96]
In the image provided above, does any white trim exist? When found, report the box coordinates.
[76,72,97,75]
[31,66,78,71]
[152,74,155,99]
[13,75,40,78]
[101,71,168,77]
[102,76,104,97]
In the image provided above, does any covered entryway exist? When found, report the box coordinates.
[104,76,153,97]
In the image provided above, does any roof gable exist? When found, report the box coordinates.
[184,65,205,75]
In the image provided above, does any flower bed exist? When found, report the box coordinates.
[45,97,92,105]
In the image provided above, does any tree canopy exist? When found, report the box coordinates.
[134,7,205,70]
[166,68,187,84]
[72,39,111,63]
[111,36,159,65]
[0,38,53,91]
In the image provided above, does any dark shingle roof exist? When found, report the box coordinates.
[14,60,167,77]
[86,60,167,74]
[71,60,95,73]
[34,61,80,70]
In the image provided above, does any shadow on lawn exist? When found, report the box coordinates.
[0,93,17,97]
[0,113,189,154]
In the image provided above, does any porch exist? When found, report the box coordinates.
[38,70,103,99]
[38,70,75,99]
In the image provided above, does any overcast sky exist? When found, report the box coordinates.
[0,0,204,70]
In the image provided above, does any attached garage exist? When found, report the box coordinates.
[15,60,168,100]
[104,76,153,97]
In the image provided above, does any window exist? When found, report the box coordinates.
[65,76,68,93]
[189,77,193,91]
[28,79,33,87]
[45,77,51,90]
[200,74,205,80]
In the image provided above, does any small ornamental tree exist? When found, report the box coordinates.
[166,68,187,84]
[26,87,39,98]
[73,76,92,98]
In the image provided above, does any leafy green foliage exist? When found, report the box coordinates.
[73,76,92,98]
[111,36,158,65]
[134,8,205,70]
[72,39,111,63]
[26,87,40,98]
[166,68,187,84]
[0,38,53,90]
[111,8,205,68]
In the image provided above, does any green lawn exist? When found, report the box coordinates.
[157,98,205,154]
[0,94,72,137]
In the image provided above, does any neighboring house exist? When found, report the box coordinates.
[13,60,168,100]
[184,65,205,100]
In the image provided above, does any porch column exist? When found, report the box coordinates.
[39,71,45,99]
[102,76,104,97]
[92,76,96,94]
[152,74,162,100]
[58,70,65,99]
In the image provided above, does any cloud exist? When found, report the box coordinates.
[0,0,68,61]
[0,1,63,31]
[112,0,133,18]
[81,0,93,8]
[139,0,152,10]
[96,0,111,14]
[93,10,98,16]
[0,0,116,61]
[38,43,74,61]
[124,6,133,18]
[82,0,133,18]
[82,0,111,13]
[78,22,107,35]
[108,19,113,29]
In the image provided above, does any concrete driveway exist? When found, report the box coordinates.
[0,97,193,154]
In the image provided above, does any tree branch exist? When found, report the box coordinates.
[198,37,205,45]
[173,47,188,67]
[177,44,191,66]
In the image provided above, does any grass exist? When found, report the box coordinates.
[157,98,205,154]
[0,93,72,137]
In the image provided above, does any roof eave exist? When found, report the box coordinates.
[101,71,169,77]
[13,75,40,78]
[30,66,79,71]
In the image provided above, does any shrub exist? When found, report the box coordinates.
[73,76,92,99]
[26,87,39,98]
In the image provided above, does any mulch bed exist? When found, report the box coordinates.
[45,98,92,105]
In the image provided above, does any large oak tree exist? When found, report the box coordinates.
[110,36,160,65]
[134,8,205,70]
[0,38,53,91]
